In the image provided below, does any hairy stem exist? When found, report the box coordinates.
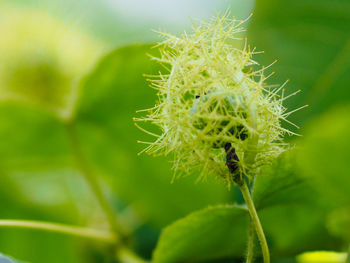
[242,104,261,262]
[65,122,123,239]
[245,219,255,263]
[245,175,257,263]
[239,181,270,263]
[0,219,116,243]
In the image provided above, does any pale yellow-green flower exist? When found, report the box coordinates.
[136,14,304,184]
[0,6,106,120]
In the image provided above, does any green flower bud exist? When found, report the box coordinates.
[136,13,304,185]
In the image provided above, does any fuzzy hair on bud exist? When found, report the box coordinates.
[136,12,302,184]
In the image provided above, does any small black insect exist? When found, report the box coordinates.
[224,142,240,174]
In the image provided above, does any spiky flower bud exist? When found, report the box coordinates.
[136,14,302,185]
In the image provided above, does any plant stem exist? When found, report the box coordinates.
[0,219,116,243]
[65,122,124,239]
[116,247,149,263]
[245,175,257,263]
[245,219,255,263]
[64,122,151,262]
[239,181,270,263]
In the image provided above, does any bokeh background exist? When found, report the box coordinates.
[0,0,349,262]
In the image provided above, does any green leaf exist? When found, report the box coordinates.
[296,105,350,244]
[0,102,71,171]
[0,253,25,263]
[152,205,248,263]
[0,103,93,263]
[326,207,350,242]
[297,105,350,206]
[254,151,340,256]
[253,150,306,210]
[75,44,231,226]
[248,0,350,124]
[248,0,350,252]
[152,150,340,263]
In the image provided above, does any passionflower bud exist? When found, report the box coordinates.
[136,14,303,184]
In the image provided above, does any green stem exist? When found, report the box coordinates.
[239,181,270,263]
[65,122,124,239]
[0,219,116,243]
[245,219,255,263]
[346,245,350,263]
[64,122,150,262]
[116,247,149,263]
[245,175,257,263]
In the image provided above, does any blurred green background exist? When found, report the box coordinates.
[0,0,349,262]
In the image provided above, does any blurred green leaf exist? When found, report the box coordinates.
[152,205,248,263]
[253,151,305,210]
[248,0,350,124]
[75,44,231,226]
[254,151,340,256]
[248,1,350,250]
[0,90,96,263]
[297,105,350,206]
[296,105,350,244]
[0,102,71,171]
[327,207,350,242]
